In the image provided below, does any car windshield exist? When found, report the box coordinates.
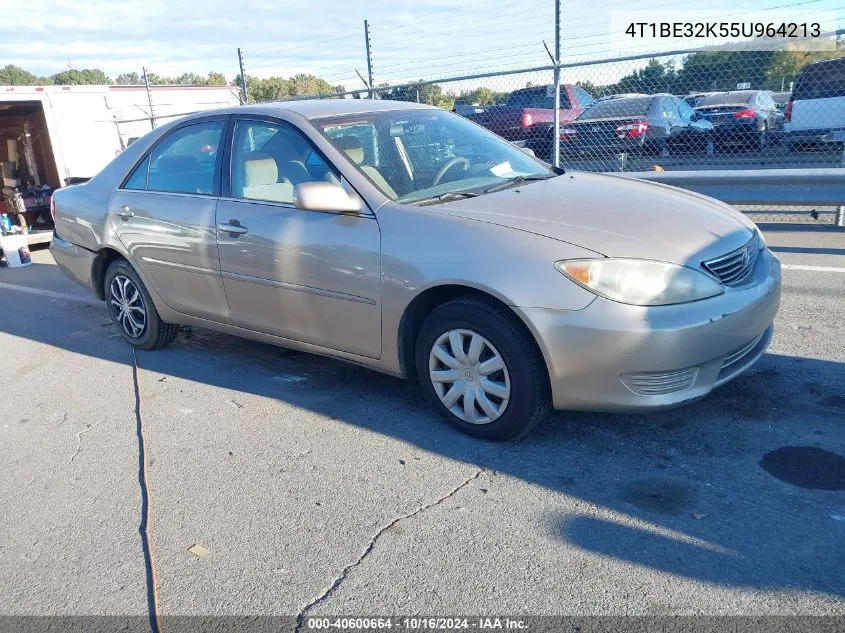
[576,97,653,120]
[698,92,755,106]
[315,109,554,204]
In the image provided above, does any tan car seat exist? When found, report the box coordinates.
[239,152,294,203]
[334,136,397,198]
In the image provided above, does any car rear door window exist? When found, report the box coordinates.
[230,119,338,204]
[147,120,224,195]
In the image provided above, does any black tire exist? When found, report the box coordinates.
[103,259,179,350]
[757,125,768,152]
[414,296,551,441]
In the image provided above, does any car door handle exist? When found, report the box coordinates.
[217,222,248,235]
[115,205,134,218]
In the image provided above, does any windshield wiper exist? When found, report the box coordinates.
[483,174,555,194]
[414,190,483,205]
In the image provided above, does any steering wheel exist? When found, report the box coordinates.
[432,157,470,187]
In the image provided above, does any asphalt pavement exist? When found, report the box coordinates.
[0,222,843,626]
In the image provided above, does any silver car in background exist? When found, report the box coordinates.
[51,100,781,440]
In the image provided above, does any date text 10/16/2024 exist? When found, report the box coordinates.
[306,617,528,630]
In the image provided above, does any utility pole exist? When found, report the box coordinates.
[142,66,156,129]
[364,20,374,99]
[552,0,562,168]
[237,48,248,104]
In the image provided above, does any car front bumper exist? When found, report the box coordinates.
[515,248,781,412]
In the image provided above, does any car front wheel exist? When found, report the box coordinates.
[415,297,551,441]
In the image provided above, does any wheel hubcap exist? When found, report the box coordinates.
[109,275,147,338]
[428,329,511,425]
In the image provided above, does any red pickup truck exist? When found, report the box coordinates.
[465,84,595,143]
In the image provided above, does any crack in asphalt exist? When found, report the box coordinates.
[69,419,104,464]
[132,348,161,633]
[294,469,484,631]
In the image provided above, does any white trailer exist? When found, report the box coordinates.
[0,84,241,186]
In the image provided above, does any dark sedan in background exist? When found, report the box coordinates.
[694,90,779,150]
[538,94,713,159]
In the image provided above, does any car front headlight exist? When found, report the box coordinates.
[554,258,724,306]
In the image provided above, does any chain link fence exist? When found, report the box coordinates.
[735,204,842,224]
[262,46,845,177]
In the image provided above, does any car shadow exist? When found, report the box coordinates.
[1,277,844,599]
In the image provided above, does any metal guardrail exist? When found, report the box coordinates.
[623,169,845,226]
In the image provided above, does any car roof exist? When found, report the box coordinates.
[715,90,762,97]
[598,92,649,100]
[184,98,439,122]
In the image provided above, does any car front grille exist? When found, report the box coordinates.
[702,233,761,286]
[620,367,699,396]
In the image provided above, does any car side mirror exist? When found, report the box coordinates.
[293,182,362,214]
[520,147,536,158]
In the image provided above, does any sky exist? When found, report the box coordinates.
[0,0,841,93]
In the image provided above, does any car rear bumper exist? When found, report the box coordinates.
[515,248,781,412]
[50,234,98,297]
[783,127,845,145]
[710,121,761,141]
[561,137,648,155]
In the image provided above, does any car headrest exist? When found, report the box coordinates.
[242,152,278,187]
[335,135,364,164]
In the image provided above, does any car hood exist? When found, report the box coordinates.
[431,172,756,266]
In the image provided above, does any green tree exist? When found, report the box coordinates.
[455,86,506,106]
[115,72,141,85]
[173,72,203,85]
[673,51,775,94]
[206,71,227,86]
[382,80,454,109]
[246,76,291,103]
[764,43,844,90]
[289,73,334,97]
[50,68,112,85]
[0,64,39,85]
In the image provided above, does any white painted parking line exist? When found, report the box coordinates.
[0,281,101,306]
[781,264,845,274]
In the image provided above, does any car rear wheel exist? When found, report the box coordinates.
[415,296,551,441]
[758,124,768,151]
[104,259,179,350]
